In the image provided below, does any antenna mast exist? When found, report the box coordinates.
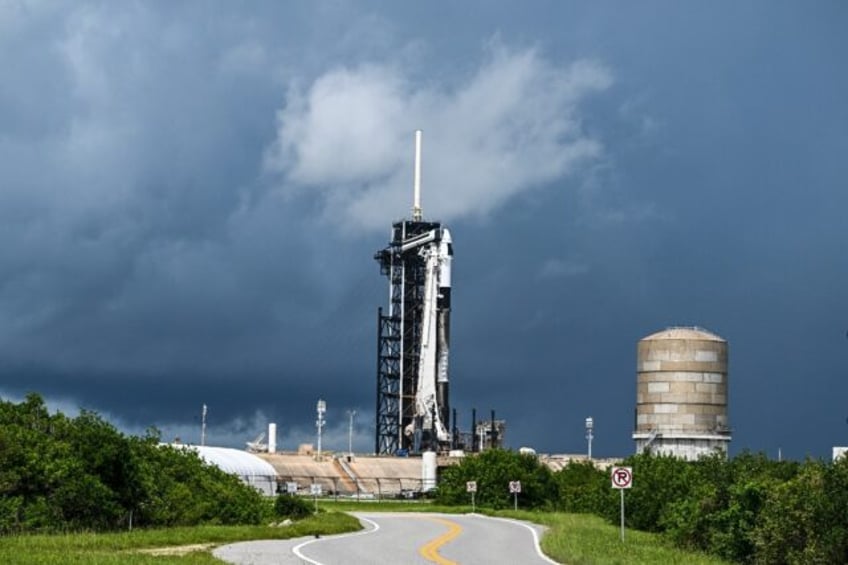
[201,404,207,446]
[412,129,423,221]
[316,399,326,461]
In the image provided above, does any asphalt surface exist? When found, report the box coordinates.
[213,512,560,565]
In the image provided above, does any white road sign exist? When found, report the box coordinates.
[310,483,323,496]
[611,466,633,489]
[466,481,477,493]
[286,482,298,494]
[509,480,522,494]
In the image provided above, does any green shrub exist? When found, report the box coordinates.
[597,452,696,532]
[657,451,798,563]
[555,460,608,514]
[0,393,266,532]
[435,449,556,510]
[752,458,848,564]
[274,494,313,519]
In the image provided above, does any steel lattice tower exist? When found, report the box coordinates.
[375,219,442,455]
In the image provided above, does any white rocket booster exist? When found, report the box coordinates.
[401,130,453,446]
[436,229,451,432]
[415,243,444,440]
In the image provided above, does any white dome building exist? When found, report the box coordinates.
[173,445,278,495]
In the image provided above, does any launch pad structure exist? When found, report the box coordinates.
[375,131,454,456]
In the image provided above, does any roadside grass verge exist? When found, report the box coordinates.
[0,511,360,565]
[495,510,730,565]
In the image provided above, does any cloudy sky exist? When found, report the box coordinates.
[1,1,846,459]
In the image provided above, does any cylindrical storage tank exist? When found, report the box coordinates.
[633,327,731,460]
[268,423,277,454]
[421,451,437,492]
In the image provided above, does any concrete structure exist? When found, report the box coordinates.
[421,451,437,492]
[268,423,277,454]
[259,453,425,498]
[633,326,731,460]
[254,452,625,497]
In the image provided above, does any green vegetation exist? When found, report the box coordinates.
[7,393,848,563]
[273,493,313,519]
[0,512,361,564]
[435,448,557,509]
[0,393,364,562]
[0,394,267,532]
[506,510,729,565]
[436,448,848,563]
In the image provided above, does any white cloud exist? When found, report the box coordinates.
[268,65,409,186]
[265,43,612,230]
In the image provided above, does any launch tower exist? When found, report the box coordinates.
[375,131,453,455]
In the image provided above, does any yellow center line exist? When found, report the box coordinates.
[418,517,463,565]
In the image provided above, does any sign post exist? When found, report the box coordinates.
[509,480,521,511]
[466,481,477,512]
[310,483,322,514]
[610,467,633,542]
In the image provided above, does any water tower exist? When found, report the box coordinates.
[633,327,731,460]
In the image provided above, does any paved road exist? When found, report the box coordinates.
[213,512,559,565]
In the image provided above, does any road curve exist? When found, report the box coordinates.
[213,512,559,565]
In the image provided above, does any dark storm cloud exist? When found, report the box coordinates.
[1,2,846,457]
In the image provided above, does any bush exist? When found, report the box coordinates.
[128,440,266,527]
[0,393,267,532]
[274,494,313,519]
[752,458,848,564]
[597,452,696,532]
[555,460,608,514]
[658,451,798,563]
[435,449,556,510]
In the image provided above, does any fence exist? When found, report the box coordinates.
[271,475,426,500]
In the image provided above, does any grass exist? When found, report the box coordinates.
[0,511,361,564]
[496,510,730,565]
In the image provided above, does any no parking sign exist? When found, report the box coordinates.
[611,467,633,489]
[611,466,633,541]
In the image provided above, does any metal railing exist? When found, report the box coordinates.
[272,475,426,500]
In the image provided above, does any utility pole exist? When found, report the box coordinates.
[347,409,356,459]
[316,399,326,461]
[201,404,208,446]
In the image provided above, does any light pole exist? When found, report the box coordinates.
[316,399,326,461]
[585,417,594,460]
[200,404,207,446]
[347,409,356,459]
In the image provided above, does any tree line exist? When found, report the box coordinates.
[0,393,268,533]
[436,448,848,563]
